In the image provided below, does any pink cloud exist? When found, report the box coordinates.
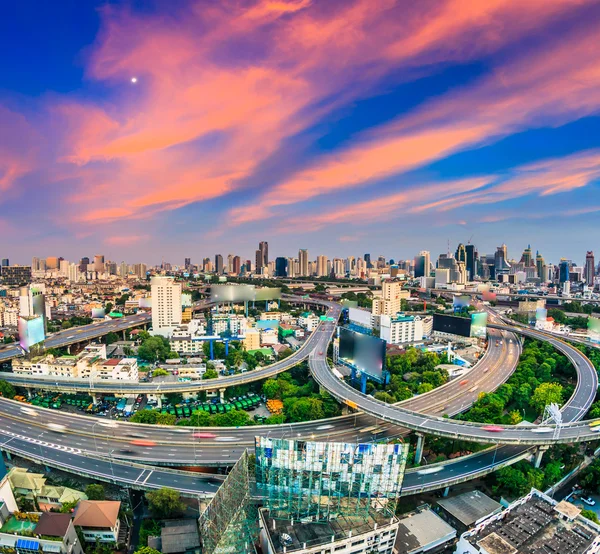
[104,234,149,246]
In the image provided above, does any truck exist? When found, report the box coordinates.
[123,397,136,416]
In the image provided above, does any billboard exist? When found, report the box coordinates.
[210,284,281,303]
[91,308,106,319]
[18,316,45,351]
[432,313,472,337]
[339,327,386,382]
[453,295,471,310]
[255,437,408,521]
[181,292,192,307]
[470,312,488,338]
[536,307,547,322]
[589,317,600,342]
[348,307,372,329]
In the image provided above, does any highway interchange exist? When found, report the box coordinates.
[0,293,599,496]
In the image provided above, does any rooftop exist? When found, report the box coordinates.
[259,507,395,554]
[395,507,456,554]
[160,519,200,554]
[465,492,599,554]
[34,513,72,538]
[438,490,502,526]
[73,500,120,528]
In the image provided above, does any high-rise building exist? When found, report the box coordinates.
[79,257,89,273]
[275,257,288,277]
[414,251,430,278]
[536,251,545,281]
[45,257,59,270]
[455,243,466,264]
[494,244,510,276]
[259,241,268,266]
[202,257,211,272]
[93,254,105,273]
[19,285,49,332]
[215,254,224,275]
[364,253,372,269]
[585,251,595,287]
[119,262,128,277]
[151,276,182,337]
[316,255,328,277]
[68,263,80,282]
[184,257,191,270]
[520,245,533,266]
[31,257,40,271]
[227,254,234,274]
[1,259,8,268]
[298,249,309,277]
[559,259,571,283]
[232,255,241,275]
[59,259,70,276]
[465,244,477,280]
[372,279,410,317]
[1,266,31,285]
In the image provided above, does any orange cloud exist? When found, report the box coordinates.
[104,234,149,246]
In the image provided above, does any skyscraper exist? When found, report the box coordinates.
[585,251,595,287]
[215,254,223,275]
[364,253,372,269]
[232,255,241,275]
[559,259,571,283]
[275,257,288,277]
[455,243,466,264]
[259,241,268,266]
[79,257,89,273]
[465,244,477,280]
[536,251,546,281]
[298,249,309,277]
[494,245,510,275]
[316,255,328,277]
[184,257,191,270]
[255,250,263,274]
[151,276,182,337]
[94,254,105,273]
[520,245,533,266]
[414,251,430,278]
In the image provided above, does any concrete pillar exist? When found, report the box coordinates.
[360,373,368,394]
[26,389,32,399]
[443,486,450,497]
[415,434,425,465]
[157,397,162,409]
[534,446,549,469]
[91,393,98,405]
[5,452,11,461]
[265,300,269,311]
[67,345,71,354]
[122,330,126,341]
[219,389,226,402]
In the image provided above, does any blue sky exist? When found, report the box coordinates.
[1,0,599,266]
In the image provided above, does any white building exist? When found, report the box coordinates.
[380,313,424,345]
[73,500,121,544]
[298,312,320,331]
[151,276,182,337]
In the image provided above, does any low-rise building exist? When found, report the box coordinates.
[395,505,456,554]
[437,490,502,535]
[73,500,121,544]
[298,312,320,332]
[379,313,424,345]
[456,489,600,554]
[259,507,399,554]
[243,328,261,351]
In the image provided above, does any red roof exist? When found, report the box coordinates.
[103,359,120,366]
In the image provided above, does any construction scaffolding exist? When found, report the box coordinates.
[255,437,409,523]
[198,450,259,554]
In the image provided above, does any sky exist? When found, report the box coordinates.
[1,0,600,266]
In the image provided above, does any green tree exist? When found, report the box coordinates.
[542,461,563,489]
[530,383,564,414]
[374,391,396,403]
[417,383,434,395]
[0,380,16,399]
[494,466,529,498]
[85,484,105,501]
[135,548,162,554]
[152,368,169,377]
[262,379,280,399]
[104,332,119,345]
[506,410,523,425]
[203,369,218,379]
[285,397,324,422]
[131,410,159,424]
[146,488,185,519]
[156,413,177,425]
[138,336,171,362]
[581,509,599,524]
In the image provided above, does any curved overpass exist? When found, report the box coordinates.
[308,324,598,445]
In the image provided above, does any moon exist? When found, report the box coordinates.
[131,77,138,83]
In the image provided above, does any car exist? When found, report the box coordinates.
[118,448,135,455]
[582,497,596,506]
[482,425,504,432]
[318,351,323,355]
[47,423,66,432]
[193,432,217,439]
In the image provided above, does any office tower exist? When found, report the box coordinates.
[133,263,147,278]
[68,263,79,282]
[316,255,328,277]
[377,255,386,269]
[19,285,48,332]
[585,251,595,286]
[414,251,430,278]
[79,257,89,273]
[437,254,466,284]
[106,261,117,275]
[275,257,288,277]
[259,241,268,267]
[520,245,533,266]
[298,249,309,277]
[286,257,296,277]
[559,259,571,283]
[184,257,191,270]
[230,255,240,275]
[151,276,182,337]
[45,257,59,270]
[119,262,128,277]
[255,249,264,274]
[536,251,545,280]
[494,245,510,275]
[202,257,211,272]
[465,244,477,280]
[227,254,234,274]
[364,253,372,269]
[215,254,224,275]
[455,243,466,264]
[93,254,105,273]
[1,259,8,268]
[333,258,345,277]
[31,257,40,271]
[59,259,70,276]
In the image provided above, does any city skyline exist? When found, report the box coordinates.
[1,1,600,261]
